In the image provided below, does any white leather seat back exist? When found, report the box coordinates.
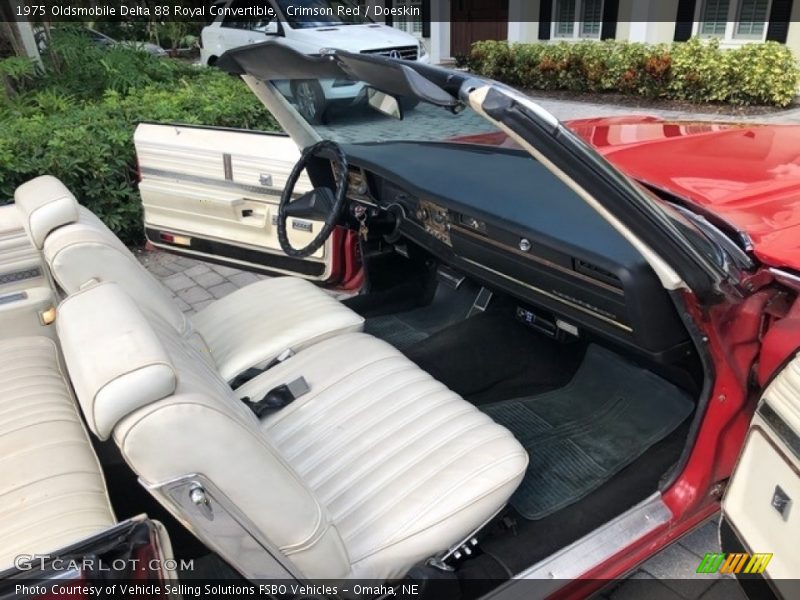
[57,282,349,578]
[14,175,79,249]
[14,175,190,336]
[45,206,191,336]
[0,335,116,571]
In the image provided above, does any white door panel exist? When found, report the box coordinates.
[135,123,332,279]
[0,204,47,293]
[722,352,800,596]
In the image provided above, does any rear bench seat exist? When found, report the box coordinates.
[0,336,115,572]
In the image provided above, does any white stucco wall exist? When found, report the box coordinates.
[783,0,800,59]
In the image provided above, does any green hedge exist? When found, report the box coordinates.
[469,38,800,107]
[0,30,278,245]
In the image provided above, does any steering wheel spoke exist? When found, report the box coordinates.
[284,187,337,221]
[278,140,348,258]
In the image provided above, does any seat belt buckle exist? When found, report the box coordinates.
[285,376,310,399]
[229,348,297,389]
[242,376,310,418]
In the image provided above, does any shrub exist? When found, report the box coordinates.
[469,38,800,107]
[0,34,278,244]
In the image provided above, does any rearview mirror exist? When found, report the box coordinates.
[263,21,279,35]
[366,87,403,120]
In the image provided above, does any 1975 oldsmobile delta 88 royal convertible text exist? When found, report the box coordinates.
[1,41,800,600]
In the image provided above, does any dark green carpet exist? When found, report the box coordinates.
[364,281,479,351]
[482,345,694,520]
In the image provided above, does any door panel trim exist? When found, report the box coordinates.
[140,167,286,198]
[146,228,325,278]
[759,402,800,462]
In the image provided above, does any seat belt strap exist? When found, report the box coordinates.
[242,376,310,418]
[229,348,296,388]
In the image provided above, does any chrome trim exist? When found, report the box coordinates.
[759,401,800,462]
[292,220,313,233]
[490,83,560,131]
[140,166,288,198]
[144,474,302,581]
[452,224,624,296]
[461,257,633,333]
[769,267,800,288]
[222,153,233,181]
[486,493,671,599]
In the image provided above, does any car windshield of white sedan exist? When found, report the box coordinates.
[275,0,370,28]
[272,78,504,145]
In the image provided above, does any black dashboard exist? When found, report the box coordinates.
[341,141,690,360]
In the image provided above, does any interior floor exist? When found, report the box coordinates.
[350,270,699,585]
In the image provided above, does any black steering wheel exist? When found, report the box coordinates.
[278,140,348,258]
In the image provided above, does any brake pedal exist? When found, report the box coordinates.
[436,265,465,290]
[468,286,493,317]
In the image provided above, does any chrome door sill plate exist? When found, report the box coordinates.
[484,492,672,600]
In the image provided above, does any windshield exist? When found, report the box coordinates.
[274,0,370,28]
[271,77,504,145]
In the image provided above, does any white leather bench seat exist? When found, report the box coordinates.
[239,333,530,580]
[192,277,364,381]
[0,337,115,571]
[15,175,365,382]
[57,282,528,582]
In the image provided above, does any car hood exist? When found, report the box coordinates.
[458,116,800,271]
[567,116,800,271]
[287,23,417,52]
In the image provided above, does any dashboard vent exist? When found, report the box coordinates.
[574,259,621,288]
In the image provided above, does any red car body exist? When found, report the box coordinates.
[457,117,800,595]
[564,117,800,595]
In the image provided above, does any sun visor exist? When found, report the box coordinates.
[336,54,459,108]
[217,41,345,80]
[217,42,459,108]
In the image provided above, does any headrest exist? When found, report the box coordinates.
[57,282,177,440]
[15,175,80,249]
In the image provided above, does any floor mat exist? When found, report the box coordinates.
[364,280,479,351]
[482,345,694,520]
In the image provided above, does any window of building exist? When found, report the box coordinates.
[393,0,424,37]
[736,0,770,37]
[696,0,771,42]
[553,0,604,40]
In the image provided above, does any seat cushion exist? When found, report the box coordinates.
[191,277,365,381]
[0,337,115,571]
[238,333,528,581]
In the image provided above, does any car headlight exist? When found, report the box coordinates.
[419,41,429,58]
